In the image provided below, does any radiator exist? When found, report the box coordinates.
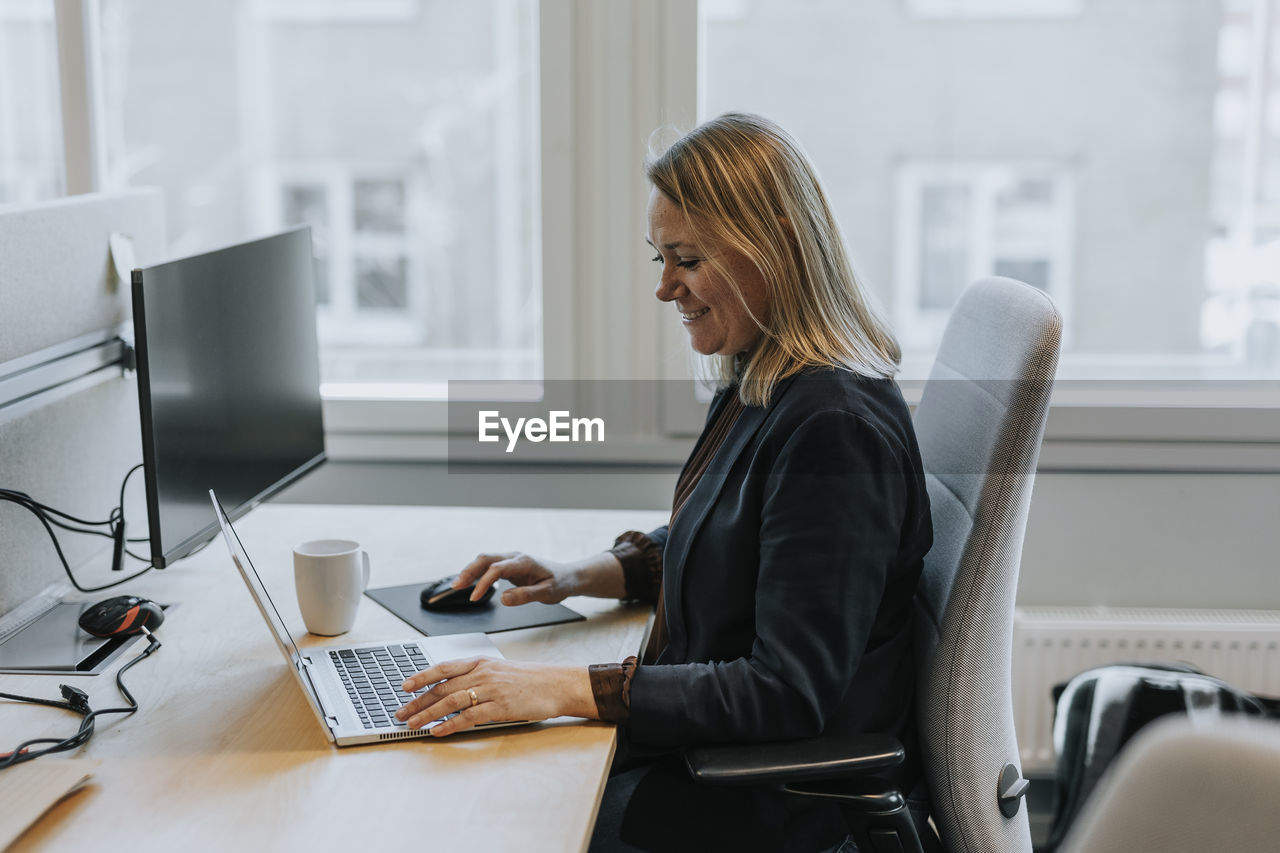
[1011,606,1280,773]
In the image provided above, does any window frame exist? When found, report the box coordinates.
[258,162,427,345]
[49,0,1280,472]
[894,161,1076,355]
[319,0,571,445]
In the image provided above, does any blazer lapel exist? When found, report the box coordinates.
[660,375,799,660]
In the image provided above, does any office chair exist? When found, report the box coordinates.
[685,277,1062,853]
[1057,716,1280,852]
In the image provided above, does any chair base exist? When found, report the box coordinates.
[782,778,935,853]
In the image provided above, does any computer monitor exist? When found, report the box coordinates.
[131,226,326,568]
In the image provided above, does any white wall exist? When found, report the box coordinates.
[1019,471,1280,609]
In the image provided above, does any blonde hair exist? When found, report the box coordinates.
[646,112,899,406]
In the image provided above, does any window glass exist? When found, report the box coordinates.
[918,183,970,310]
[356,257,409,309]
[897,163,1073,352]
[354,179,406,234]
[904,0,1083,18]
[702,0,1280,379]
[281,183,330,304]
[0,0,64,205]
[99,0,541,393]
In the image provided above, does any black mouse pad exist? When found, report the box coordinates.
[365,580,584,637]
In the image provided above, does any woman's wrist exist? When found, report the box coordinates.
[560,665,600,720]
[565,552,627,599]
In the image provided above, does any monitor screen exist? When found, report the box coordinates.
[131,226,326,568]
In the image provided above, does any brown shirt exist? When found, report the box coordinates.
[587,390,746,722]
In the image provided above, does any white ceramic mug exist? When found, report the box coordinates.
[293,539,371,636]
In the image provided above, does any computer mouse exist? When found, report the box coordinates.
[78,595,165,638]
[420,575,495,611]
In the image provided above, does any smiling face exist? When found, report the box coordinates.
[647,189,771,357]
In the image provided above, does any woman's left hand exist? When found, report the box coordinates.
[395,657,598,736]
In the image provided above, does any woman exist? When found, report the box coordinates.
[395,113,933,852]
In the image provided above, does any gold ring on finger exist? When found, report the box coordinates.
[467,688,479,707]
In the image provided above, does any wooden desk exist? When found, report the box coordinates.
[2,504,663,852]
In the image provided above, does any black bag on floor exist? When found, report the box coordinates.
[1043,661,1278,851]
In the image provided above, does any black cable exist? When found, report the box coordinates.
[0,628,161,770]
[0,464,154,592]
[0,489,115,526]
[0,496,153,592]
[2,632,160,764]
[16,509,126,541]
[106,463,150,566]
[1,505,152,560]
[117,465,135,519]
[3,510,148,561]
[0,464,147,539]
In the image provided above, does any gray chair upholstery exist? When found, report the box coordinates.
[685,276,1061,852]
[913,276,1061,851]
[1059,717,1280,852]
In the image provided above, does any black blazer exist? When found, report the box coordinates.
[627,367,932,748]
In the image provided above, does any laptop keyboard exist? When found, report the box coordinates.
[330,643,437,730]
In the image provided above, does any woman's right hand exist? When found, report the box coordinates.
[458,552,571,605]
[457,550,626,605]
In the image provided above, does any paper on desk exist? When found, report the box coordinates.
[0,759,99,850]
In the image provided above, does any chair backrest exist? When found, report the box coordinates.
[1059,717,1280,852]
[912,277,1061,853]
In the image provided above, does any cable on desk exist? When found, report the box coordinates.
[0,626,162,770]
[0,463,156,592]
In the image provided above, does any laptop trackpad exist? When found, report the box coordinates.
[420,631,505,663]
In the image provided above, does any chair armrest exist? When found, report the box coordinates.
[685,733,905,787]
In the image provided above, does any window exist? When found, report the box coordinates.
[0,0,64,205]
[895,163,1074,358]
[1205,0,1280,375]
[251,0,421,23]
[98,0,541,395]
[701,0,1280,380]
[904,0,1084,18]
[262,166,426,381]
[27,0,1280,465]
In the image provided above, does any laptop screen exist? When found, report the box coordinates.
[209,490,305,666]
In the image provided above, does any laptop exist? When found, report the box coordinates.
[209,491,523,746]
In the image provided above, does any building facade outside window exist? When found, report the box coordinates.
[11,0,1279,462]
[97,0,541,395]
[894,162,1074,358]
[702,0,1280,380]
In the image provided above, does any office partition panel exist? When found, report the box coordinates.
[0,189,164,616]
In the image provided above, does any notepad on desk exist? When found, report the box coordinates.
[0,759,99,849]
